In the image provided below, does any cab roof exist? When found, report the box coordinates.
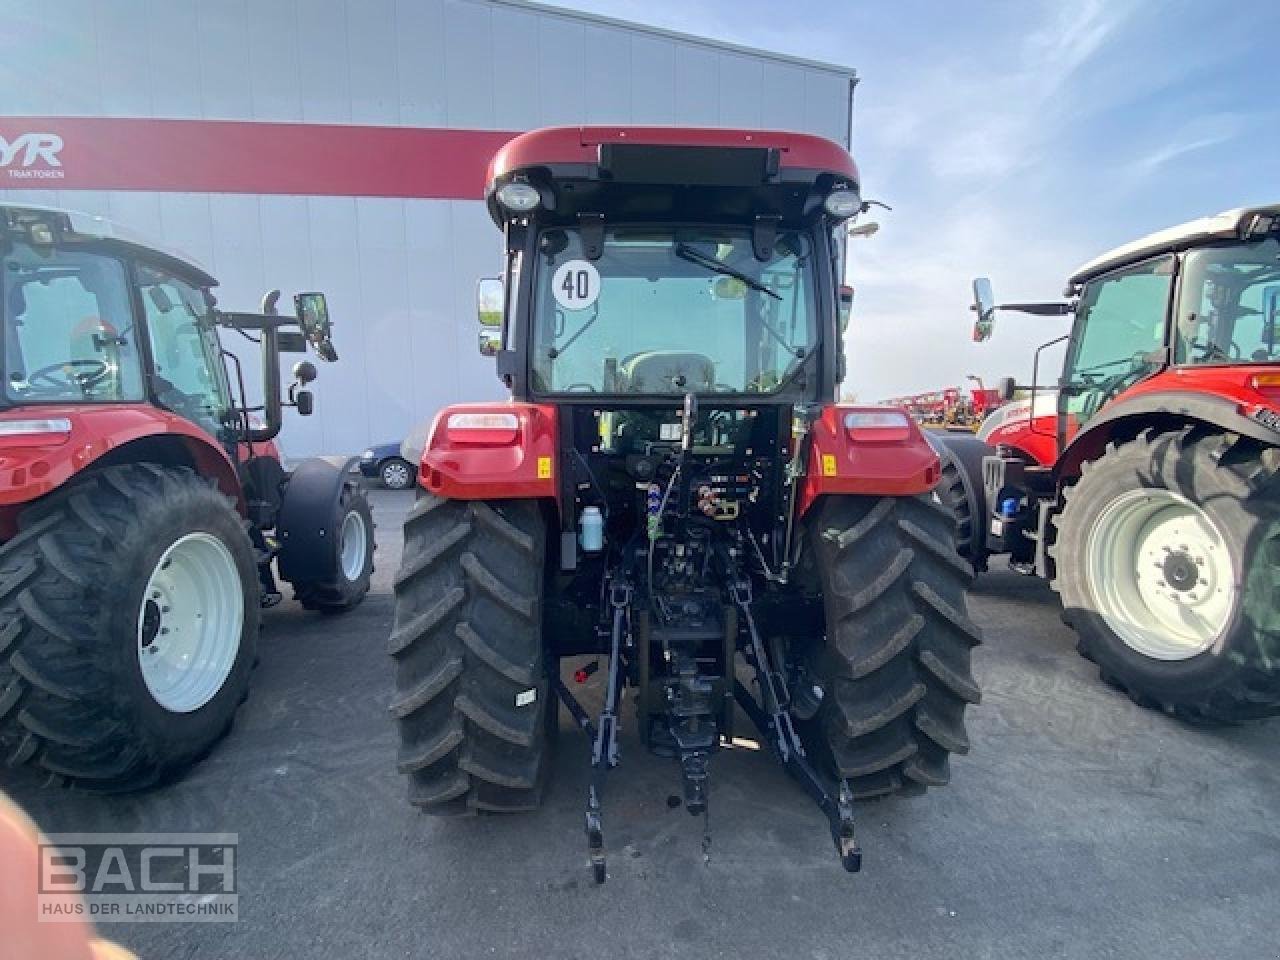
[485,126,859,228]
[488,126,858,185]
[1069,202,1280,287]
[0,203,216,287]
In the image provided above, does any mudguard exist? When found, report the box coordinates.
[417,402,559,501]
[798,405,941,516]
[1057,389,1280,479]
[276,455,359,582]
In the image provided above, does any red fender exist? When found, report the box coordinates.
[418,402,559,503]
[0,405,244,534]
[798,405,941,516]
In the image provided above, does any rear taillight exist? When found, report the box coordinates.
[1250,372,1280,406]
[843,408,911,443]
[444,411,520,444]
[0,417,73,447]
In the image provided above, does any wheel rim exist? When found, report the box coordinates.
[1085,489,1236,661]
[382,461,410,489]
[339,509,369,582]
[137,533,244,713]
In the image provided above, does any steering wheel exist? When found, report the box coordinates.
[563,383,597,393]
[1191,339,1241,362]
[24,359,111,392]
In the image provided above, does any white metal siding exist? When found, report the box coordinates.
[0,0,854,458]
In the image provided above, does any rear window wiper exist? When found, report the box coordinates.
[675,244,781,300]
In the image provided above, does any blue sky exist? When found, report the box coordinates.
[556,0,1280,401]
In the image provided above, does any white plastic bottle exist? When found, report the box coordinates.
[580,506,604,553]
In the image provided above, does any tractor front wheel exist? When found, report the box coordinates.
[1053,428,1280,722]
[802,494,982,799]
[0,464,259,791]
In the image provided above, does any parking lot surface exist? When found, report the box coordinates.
[6,488,1278,959]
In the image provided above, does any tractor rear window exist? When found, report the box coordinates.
[1176,237,1280,365]
[1,245,146,405]
[529,226,817,394]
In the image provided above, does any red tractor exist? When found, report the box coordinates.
[0,204,374,791]
[388,126,982,881]
[933,204,1280,722]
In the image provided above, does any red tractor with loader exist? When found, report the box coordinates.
[932,204,1280,722]
[388,126,982,881]
[0,204,373,792]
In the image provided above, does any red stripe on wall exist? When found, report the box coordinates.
[0,118,519,199]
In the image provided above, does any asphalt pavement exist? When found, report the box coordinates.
[5,488,1278,959]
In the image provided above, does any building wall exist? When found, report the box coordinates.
[0,0,854,458]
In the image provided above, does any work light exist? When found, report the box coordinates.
[823,188,861,220]
[496,182,542,214]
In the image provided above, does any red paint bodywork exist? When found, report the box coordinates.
[0,117,517,199]
[0,404,243,536]
[418,402,559,503]
[487,126,860,183]
[798,406,941,516]
[981,364,1280,471]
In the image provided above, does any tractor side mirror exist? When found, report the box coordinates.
[295,390,314,416]
[477,277,503,357]
[295,292,338,362]
[997,375,1017,402]
[837,284,854,334]
[971,277,996,342]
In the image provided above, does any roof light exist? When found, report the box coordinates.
[495,182,541,214]
[823,188,862,220]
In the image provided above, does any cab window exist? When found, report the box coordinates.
[138,265,230,437]
[1063,257,1172,425]
[2,246,146,404]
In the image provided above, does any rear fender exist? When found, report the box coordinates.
[276,455,359,582]
[0,406,243,542]
[1057,389,1280,481]
[418,402,559,504]
[798,405,941,516]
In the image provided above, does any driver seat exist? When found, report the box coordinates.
[619,351,715,393]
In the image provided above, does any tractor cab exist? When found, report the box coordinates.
[971,203,1280,462]
[478,126,862,403]
[0,204,338,460]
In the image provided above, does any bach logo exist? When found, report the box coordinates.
[0,132,65,180]
[37,833,238,923]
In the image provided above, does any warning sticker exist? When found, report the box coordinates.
[552,259,601,311]
[821,453,838,477]
[537,456,553,479]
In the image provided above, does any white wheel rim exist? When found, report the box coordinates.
[1085,489,1236,661]
[137,533,243,713]
[383,461,410,488]
[339,509,368,583]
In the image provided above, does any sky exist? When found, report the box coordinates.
[553,0,1280,402]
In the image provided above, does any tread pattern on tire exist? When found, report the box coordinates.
[0,464,258,791]
[1051,427,1280,723]
[805,494,982,799]
[389,493,551,814]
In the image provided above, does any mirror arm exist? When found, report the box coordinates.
[995,302,1074,317]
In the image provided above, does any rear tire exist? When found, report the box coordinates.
[802,495,982,799]
[291,483,374,613]
[388,494,554,813]
[1053,428,1280,722]
[0,464,259,791]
